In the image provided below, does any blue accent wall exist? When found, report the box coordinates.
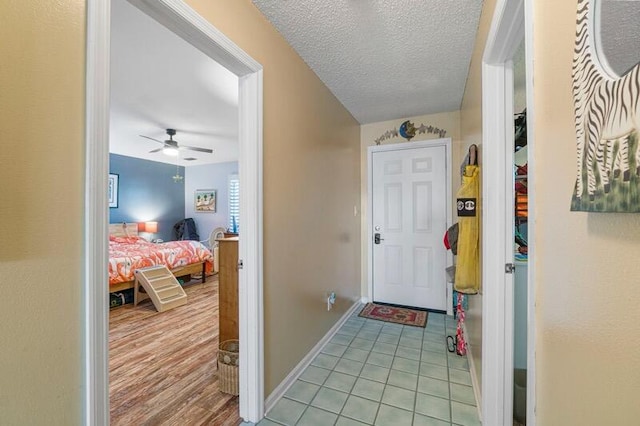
[109,154,185,241]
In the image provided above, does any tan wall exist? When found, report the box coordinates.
[0,0,360,421]
[183,0,361,395]
[458,0,498,392]
[0,1,85,424]
[533,0,640,423]
[151,0,360,395]
[513,40,527,114]
[360,112,462,297]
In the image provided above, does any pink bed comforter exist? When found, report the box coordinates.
[108,236,213,285]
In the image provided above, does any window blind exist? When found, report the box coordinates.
[228,175,240,233]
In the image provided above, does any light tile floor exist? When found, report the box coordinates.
[258,309,481,426]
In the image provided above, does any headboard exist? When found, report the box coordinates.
[109,222,139,237]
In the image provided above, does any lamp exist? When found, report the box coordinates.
[172,152,183,183]
[144,221,158,234]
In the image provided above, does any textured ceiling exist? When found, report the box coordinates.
[110,0,238,166]
[252,0,483,124]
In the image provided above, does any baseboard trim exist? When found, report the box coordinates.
[264,300,363,414]
[360,296,369,304]
[463,322,482,422]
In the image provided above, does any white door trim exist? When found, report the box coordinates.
[85,1,264,424]
[85,3,111,425]
[481,0,536,425]
[366,138,453,309]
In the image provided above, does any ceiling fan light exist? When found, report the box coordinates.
[163,146,179,156]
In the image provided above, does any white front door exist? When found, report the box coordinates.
[371,144,448,310]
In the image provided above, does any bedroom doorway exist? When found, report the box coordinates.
[86,0,264,424]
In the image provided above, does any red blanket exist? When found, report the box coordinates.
[108,236,213,285]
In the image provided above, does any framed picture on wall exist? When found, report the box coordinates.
[108,173,119,208]
[195,189,216,213]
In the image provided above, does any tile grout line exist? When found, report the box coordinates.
[269,314,458,426]
[447,324,453,426]
[412,322,423,425]
[370,322,383,425]
[339,316,368,425]
[340,317,365,424]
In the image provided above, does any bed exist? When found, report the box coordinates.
[108,223,214,293]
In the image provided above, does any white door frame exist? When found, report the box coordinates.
[85,1,264,424]
[482,0,536,425]
[366,138,453,310]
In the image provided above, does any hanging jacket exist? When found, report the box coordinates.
[454,164,480,294]
[173,218,200,241]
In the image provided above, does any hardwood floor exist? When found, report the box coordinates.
[109,275,240,426]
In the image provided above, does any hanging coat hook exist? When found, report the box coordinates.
[468,144,478,166]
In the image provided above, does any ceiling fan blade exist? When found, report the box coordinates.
[139,135,164,144]
[149,147,164,153]
[181,145,213,154]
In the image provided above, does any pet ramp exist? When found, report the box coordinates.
[134,265,187,312]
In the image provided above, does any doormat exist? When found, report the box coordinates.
[358,303,427,328]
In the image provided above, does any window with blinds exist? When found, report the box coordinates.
[228,174,240,233]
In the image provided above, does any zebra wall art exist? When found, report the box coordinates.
[571,0,640,212]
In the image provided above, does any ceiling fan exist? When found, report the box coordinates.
[140,128,213,156]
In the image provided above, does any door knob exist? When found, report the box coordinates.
[374,233,384,244]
